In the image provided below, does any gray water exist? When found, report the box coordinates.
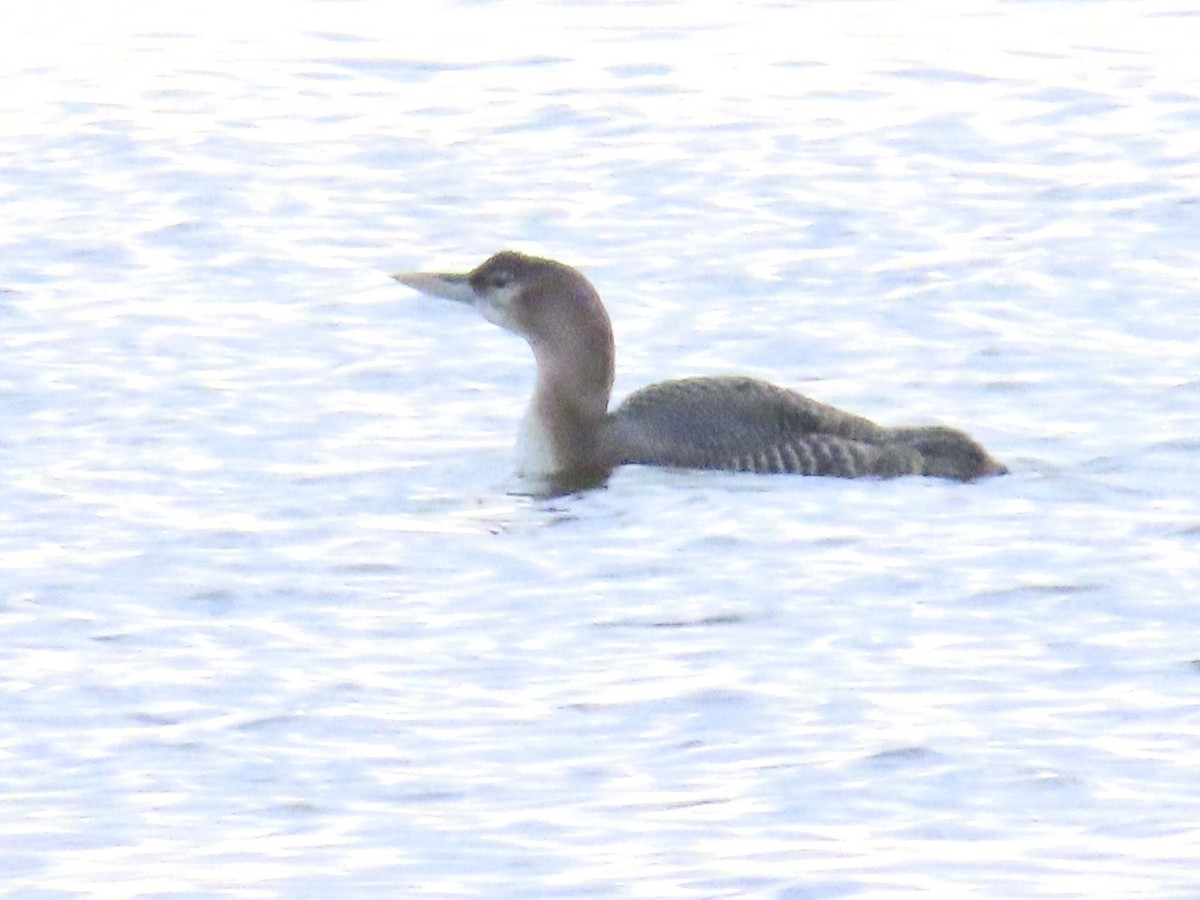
[3,2,1200,897]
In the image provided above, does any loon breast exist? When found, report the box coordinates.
[393,251,1007,487]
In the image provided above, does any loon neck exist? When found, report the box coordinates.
[519,328,614,478]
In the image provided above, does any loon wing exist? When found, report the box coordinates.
[606,376,1002,480]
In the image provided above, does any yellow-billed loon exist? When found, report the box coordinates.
[393,251,1006,490]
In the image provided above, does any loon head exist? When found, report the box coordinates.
[394,251,614,400]
[393,252,610,354]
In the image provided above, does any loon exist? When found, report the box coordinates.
[393,251,1006,490]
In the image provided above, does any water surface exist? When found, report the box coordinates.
[2,1,1199,896]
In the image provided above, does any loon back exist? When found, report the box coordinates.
[393,251,1007,486]
[606,376,1004,480]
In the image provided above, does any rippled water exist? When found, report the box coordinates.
[3,2,1200,896]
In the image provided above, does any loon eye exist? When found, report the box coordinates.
[489,272,511,290]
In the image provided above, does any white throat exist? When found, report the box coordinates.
[515,400,561,477]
